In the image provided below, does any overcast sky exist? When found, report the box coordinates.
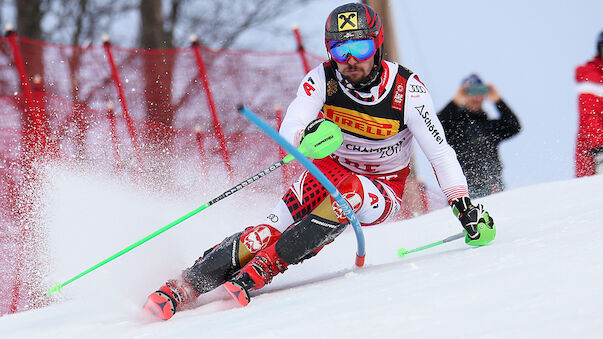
[255,0,602,192]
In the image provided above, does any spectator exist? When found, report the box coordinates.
[575,31,603,177]
[437,74,521,198]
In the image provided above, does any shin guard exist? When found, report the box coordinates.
[185,232,243,294]
[276,213,346,265]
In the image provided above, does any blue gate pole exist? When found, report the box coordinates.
[238,106,366,267]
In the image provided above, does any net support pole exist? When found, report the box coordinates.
[6,29,47,160]
[292,26,311,74]
[102,36,144,173]
[5,28,45,314]
[106,102,122,172]
[190,36,233,181]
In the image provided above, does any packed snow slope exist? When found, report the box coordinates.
[1,170,602,338]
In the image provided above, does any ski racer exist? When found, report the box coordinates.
[144,2,496,320]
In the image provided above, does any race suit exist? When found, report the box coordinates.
[183,60,473,295]
[264,60,469,232]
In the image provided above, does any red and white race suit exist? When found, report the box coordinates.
[262,60,469,233]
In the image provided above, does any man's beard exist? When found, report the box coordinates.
[342,67,369,85]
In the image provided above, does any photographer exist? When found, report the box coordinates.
[437,74,521,198]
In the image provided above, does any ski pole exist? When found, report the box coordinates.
[46,154,296,295]
[238,106,367,267]
[397,232,464,258]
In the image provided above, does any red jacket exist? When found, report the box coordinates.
[575,57,603,177]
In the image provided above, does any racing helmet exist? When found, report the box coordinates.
[324,3,384,89]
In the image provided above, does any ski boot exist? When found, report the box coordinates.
[224,245,288,307]
[143,278,199,320]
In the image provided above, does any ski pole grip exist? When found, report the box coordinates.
[298,119,343,159]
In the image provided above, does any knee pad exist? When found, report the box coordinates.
[336,173,363,204]
[239,224,281,254]
[330,174,365,222]
[332,174,398,225]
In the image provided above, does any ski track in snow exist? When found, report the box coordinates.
[1,170,602,339]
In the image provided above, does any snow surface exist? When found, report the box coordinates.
[1,170,602,338]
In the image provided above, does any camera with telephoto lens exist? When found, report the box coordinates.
[465,84,490,96]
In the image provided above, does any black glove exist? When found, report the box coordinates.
[300,118,328,142]
[450,196,495,246]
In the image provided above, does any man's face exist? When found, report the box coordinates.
[336,57,375,85]
[465,95,485,112]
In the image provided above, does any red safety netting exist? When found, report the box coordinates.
[0,32,324,315]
